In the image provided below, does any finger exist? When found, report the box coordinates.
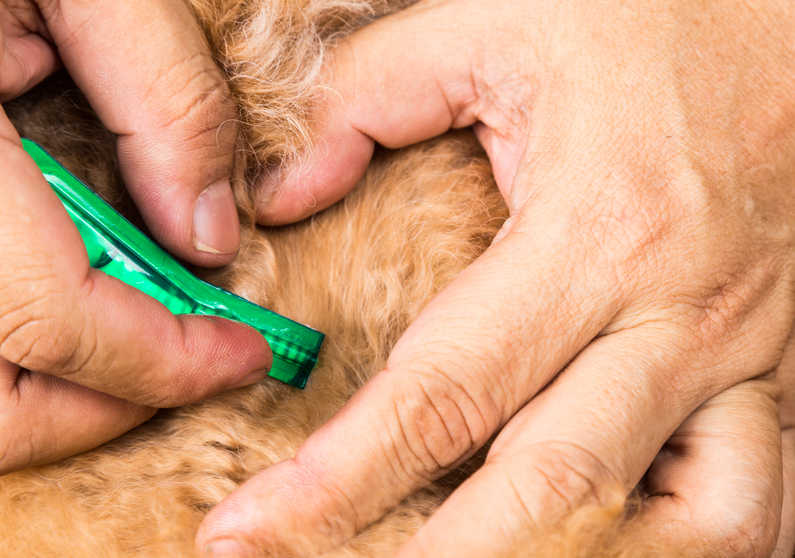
[38,0,241,265]
[395,322,735,558]
[196,209,628,556]
[601,381,784,558]
[0,6,58,101]
[774,334,795,558]
[774,427,795,558]
[0,110,271,407]
[255,1,525,224]
[0,358,154,474]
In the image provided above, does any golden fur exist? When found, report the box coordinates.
[0,1,675,556]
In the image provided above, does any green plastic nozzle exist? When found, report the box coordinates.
[22,139,323,388]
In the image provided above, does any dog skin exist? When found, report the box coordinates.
[0,1,784,557]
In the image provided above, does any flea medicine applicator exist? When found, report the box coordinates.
[22,139,324,389]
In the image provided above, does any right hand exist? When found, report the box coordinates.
[197,2,795,556]
[0,0,272,474]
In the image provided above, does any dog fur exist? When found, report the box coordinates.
[0,1,674,556]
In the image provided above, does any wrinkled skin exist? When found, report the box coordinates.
[197,2,795,557]
[0,0,271,472]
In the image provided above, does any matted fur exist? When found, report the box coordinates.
[0,1,673,556]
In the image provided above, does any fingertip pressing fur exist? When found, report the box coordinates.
[0,1,659,556]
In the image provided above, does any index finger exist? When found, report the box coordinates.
[37,0,241,265]
[195,210,623,556]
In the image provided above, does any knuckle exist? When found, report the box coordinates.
[0,390,33,474]
[554,170,683,298]
[0,289,79,373]
[133,320,194,408]
[150,53,237,149]
[685,272,757,346]
[129,360,180,408]
[491,440,622,527]
[137,374,187,408]
[385,370,497,482]
[672,256,793,378]
[36,0,98,48]
[0,273,105,379]
[716,503,779,558]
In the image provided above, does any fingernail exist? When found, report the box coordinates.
[230,367,269,390]
[193,179,240,255]
[203,538,255,557]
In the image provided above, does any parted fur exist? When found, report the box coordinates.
[0,1,670,556]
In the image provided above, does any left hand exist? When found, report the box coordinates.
[197,1,795,556]
[0,0,272,472]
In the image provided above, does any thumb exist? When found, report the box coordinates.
[255,1,530,225]
[39,0,240,266]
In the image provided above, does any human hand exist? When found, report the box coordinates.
[196,1,795,557]
[0,1,271,473]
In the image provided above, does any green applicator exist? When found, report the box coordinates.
[22,139,324,388]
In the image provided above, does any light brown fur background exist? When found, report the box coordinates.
[0,1,672,556]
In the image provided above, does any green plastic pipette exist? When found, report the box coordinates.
[22,139,323,388]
